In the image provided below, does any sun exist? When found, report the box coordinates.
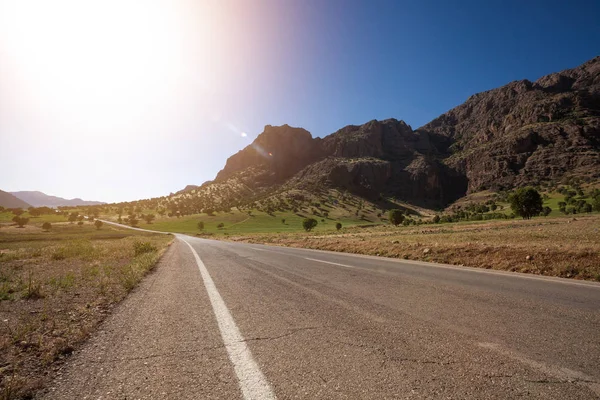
[0,0,187,140]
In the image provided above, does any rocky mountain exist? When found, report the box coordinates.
[0,190,31,209]
[419,56,600,193]
[10,191,105,208]
[177,56,600,209]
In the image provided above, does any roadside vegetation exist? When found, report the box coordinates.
[229,214,600,281]
[0,216,172,399]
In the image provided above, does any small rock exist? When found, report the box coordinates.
[423,248,431,255]
[392,240,399,244]
[526,255,533,261]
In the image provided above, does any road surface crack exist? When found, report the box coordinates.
[242,325,328,342]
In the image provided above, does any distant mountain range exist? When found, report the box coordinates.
[9,191,105,208]
[158,56,599,211]
[0,190,31,209]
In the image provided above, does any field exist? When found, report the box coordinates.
[227,214,600,281]
[111,209,386,236]
[0,218,172,399]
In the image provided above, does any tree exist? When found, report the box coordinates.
[302,218,318,232]
[592,192,600,212]
[144,214,155,224]
[335,222,342,231]
[197,221,205,230]
[12,216,29,228]
[509,187,543,219]
[432,215,441,224]
[281,218,286,224]
[68,213,78,223]
[541,206,552,217]
[12,208,24,217]
[129,215,139,227]
[29,208,42,217]
[389,209,405,226]
[42,222,52,231]
[94,220,103,230]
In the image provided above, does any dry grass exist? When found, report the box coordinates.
[0,222,172,399]
[229,215,600,281]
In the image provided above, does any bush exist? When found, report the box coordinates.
[13,216,29,228]
[432,215,441,224]
[133,241,157,256]
[217,223,225,229]
[197,221,205,230]
[42,222,52,231]
[94,220,103,230]
[302,218,318,232]
[335,222,342,231]
[541,206,552,217]
[77,221,84,227]
[389,209,405,226]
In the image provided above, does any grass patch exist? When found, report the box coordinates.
[0,223,172,399]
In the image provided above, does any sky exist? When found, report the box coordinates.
[0,0,599,203]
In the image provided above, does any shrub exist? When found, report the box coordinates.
[541,206,552,217]
[133,241,157,256]
[302,218,318,232]
[217,223,225,229]
[42,222,52,231]
[335,222,342,231]
[144,214,155,224]
[432,215,441,224]
[94,220,103,230]
[281,218,286,224]
[389,209,405,226]
[13,216,29,228]
[197,221,205,230]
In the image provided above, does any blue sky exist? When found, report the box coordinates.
[0,0,598,202]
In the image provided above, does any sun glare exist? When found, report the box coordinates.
[0,0,188,140]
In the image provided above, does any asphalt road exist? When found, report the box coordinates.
[43,234,600,399]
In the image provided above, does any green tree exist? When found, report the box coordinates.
[94,220,103,230]
[144,214,155,224]
[389,209,405,226]
[12,208,24,217]
[128,215,139,227]
[509,187,543,219]
[592,192,600,212]
[42,222,52,231]
[335,222,342,231]
[68,212,78,223]
[541,206,552,217]
[12,216,29,228]
[302,218,318,232]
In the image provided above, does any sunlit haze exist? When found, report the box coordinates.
[1,0,598,203]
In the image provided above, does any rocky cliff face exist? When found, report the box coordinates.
[419,56,600,193]
[214,124,322,186]
[191,56,599,208]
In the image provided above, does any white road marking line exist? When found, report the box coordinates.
[251,247,272,252]
[304,257,357,269]
[180,238,276,400]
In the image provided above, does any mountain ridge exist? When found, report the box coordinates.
[111,56,600,212]
[10,191,106,208]
[0,190,31,209]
